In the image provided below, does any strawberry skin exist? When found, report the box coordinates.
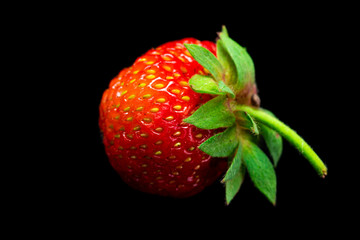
[99,38,227,198]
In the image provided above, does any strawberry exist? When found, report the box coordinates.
[99,27,327,204]
[99,38,227,197]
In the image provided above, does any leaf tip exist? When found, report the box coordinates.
[183,43,196,53]
[182,118,190,124]
[219,25,229,38]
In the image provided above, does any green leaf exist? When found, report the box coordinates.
[184,44,224,82]
[199,125,238,157]
[188,75,235,97]
[183,95,235,129]
[258,109,282,166]
[218,81,235,98]
[222,143,242,182]
[235,111,259,135]
[220,25,229,37]
[188,74,225,95]
[225,164,246,205]
[219,34,255,89]
[260,123,283,167]
[242,139,277,205]
[216,39,237,86]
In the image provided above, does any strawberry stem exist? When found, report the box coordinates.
[236,105,327,178]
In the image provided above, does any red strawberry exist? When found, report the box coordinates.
[100,27,327,204]
[99,38,227,197]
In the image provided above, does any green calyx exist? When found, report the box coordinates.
[183,26,327,205]
[184,26,255,101]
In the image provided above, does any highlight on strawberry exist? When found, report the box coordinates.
[99,26,327,205]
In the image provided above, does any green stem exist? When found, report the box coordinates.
[236,105,327,178]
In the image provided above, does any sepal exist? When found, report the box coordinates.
[183,95,235,129]
[218,81,235,98]
[216,39,237,86]
[257,109,283,166]
[184,43,223,82]
[199,125,238,157]
[235,110,259,135]
[189,74,227,96]
[260,123,283,167]
[218,31,255,90]
[222,143,242,182]
[242,139,277,205]
[188,74,235,98]
[225,163,246,205]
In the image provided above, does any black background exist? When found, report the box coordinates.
[25,3,356,236]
